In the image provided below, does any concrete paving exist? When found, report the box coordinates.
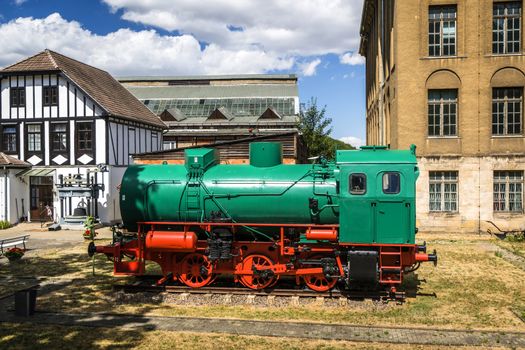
[0,223,113,251]
[0,309,524,347]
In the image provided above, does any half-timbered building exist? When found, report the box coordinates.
[0,50,165,225]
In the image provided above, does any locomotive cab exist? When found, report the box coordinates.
[336,145,419,245]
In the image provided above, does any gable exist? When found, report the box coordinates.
[207,106,234,121]
[259,106,282,120]
[160,107,187,122]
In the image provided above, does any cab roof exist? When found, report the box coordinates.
[336,145,417,164]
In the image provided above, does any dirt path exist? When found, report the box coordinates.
[480,242,525,270]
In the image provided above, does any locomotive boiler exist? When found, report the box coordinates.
[91,142,437,294]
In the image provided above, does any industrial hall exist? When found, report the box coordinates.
[119,74,303,164]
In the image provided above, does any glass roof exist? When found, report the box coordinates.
[143,97,295,117]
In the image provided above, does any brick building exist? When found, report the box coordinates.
[360,0,525,233]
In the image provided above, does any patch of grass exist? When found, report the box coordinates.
[3,235,525,332]
[0,220,11,230]
[494,239,525,259]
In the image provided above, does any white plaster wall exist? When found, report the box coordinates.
[95,119,106,164]
[0,170,30,223]
[106,166,126,223]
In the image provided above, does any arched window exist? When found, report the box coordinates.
[491,68,525,136]
[426,70,461,137]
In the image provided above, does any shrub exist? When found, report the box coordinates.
[83,216,98,240]
[0,220,11,230]
[505,232,525,243]
[83,229,98,240]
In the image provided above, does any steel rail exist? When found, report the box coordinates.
[112,283,404,300]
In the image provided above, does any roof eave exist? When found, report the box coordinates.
[359,0,375,56]
[108,113,167,130]
[0,69,61,76]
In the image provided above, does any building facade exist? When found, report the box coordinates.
[360,0,525,233]
[119,75,300,152]
[0,50,165,225]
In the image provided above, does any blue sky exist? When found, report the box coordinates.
[0,0,366,146]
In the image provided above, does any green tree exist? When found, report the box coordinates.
[298,98,353,159]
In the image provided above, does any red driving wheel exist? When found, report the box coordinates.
[303,254,338,292]
[239,254,278,290]
[179,253,214,288]
[303,273,338,292]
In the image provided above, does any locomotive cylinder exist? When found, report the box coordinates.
[145,231,197,252]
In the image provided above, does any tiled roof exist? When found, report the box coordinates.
[1,50,166,129]
[0,153,30,167]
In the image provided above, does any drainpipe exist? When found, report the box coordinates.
[3,166,7,222]
[378,0,385,146]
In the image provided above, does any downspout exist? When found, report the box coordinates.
[378,0,385,145]
[477,1,482,234]
[3,166,7,221]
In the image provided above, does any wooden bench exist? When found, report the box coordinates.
[0,235,30,254]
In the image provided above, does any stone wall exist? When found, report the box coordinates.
[416,155,525,233]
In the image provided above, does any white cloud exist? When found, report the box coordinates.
[102,0,364,56]
[0,13,294,75]
[14,0,27,5]
[299,58,321,77]
[0,0,364,76]
[339,136,365,148]
[339,51,365,66]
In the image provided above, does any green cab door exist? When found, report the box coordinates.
[372,172,412,244]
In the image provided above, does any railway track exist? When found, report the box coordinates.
[113,280,405,301]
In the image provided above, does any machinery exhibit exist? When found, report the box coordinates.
[90,142,437,296]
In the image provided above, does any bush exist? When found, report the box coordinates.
[0,220,11,230]
[506,232,525,243]
[83,216,98,240]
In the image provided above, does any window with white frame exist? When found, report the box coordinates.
[492,87,523,135]
[428,89,458,136]
[493,1,521,54]
[493,170,523,212]
[27,124,42,152]
[429,5,457,56]
[429,171,458,212]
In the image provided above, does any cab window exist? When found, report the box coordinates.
[383,172,400,194]
[349,173,366,194]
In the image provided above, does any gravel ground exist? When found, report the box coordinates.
[113,290,392,310]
